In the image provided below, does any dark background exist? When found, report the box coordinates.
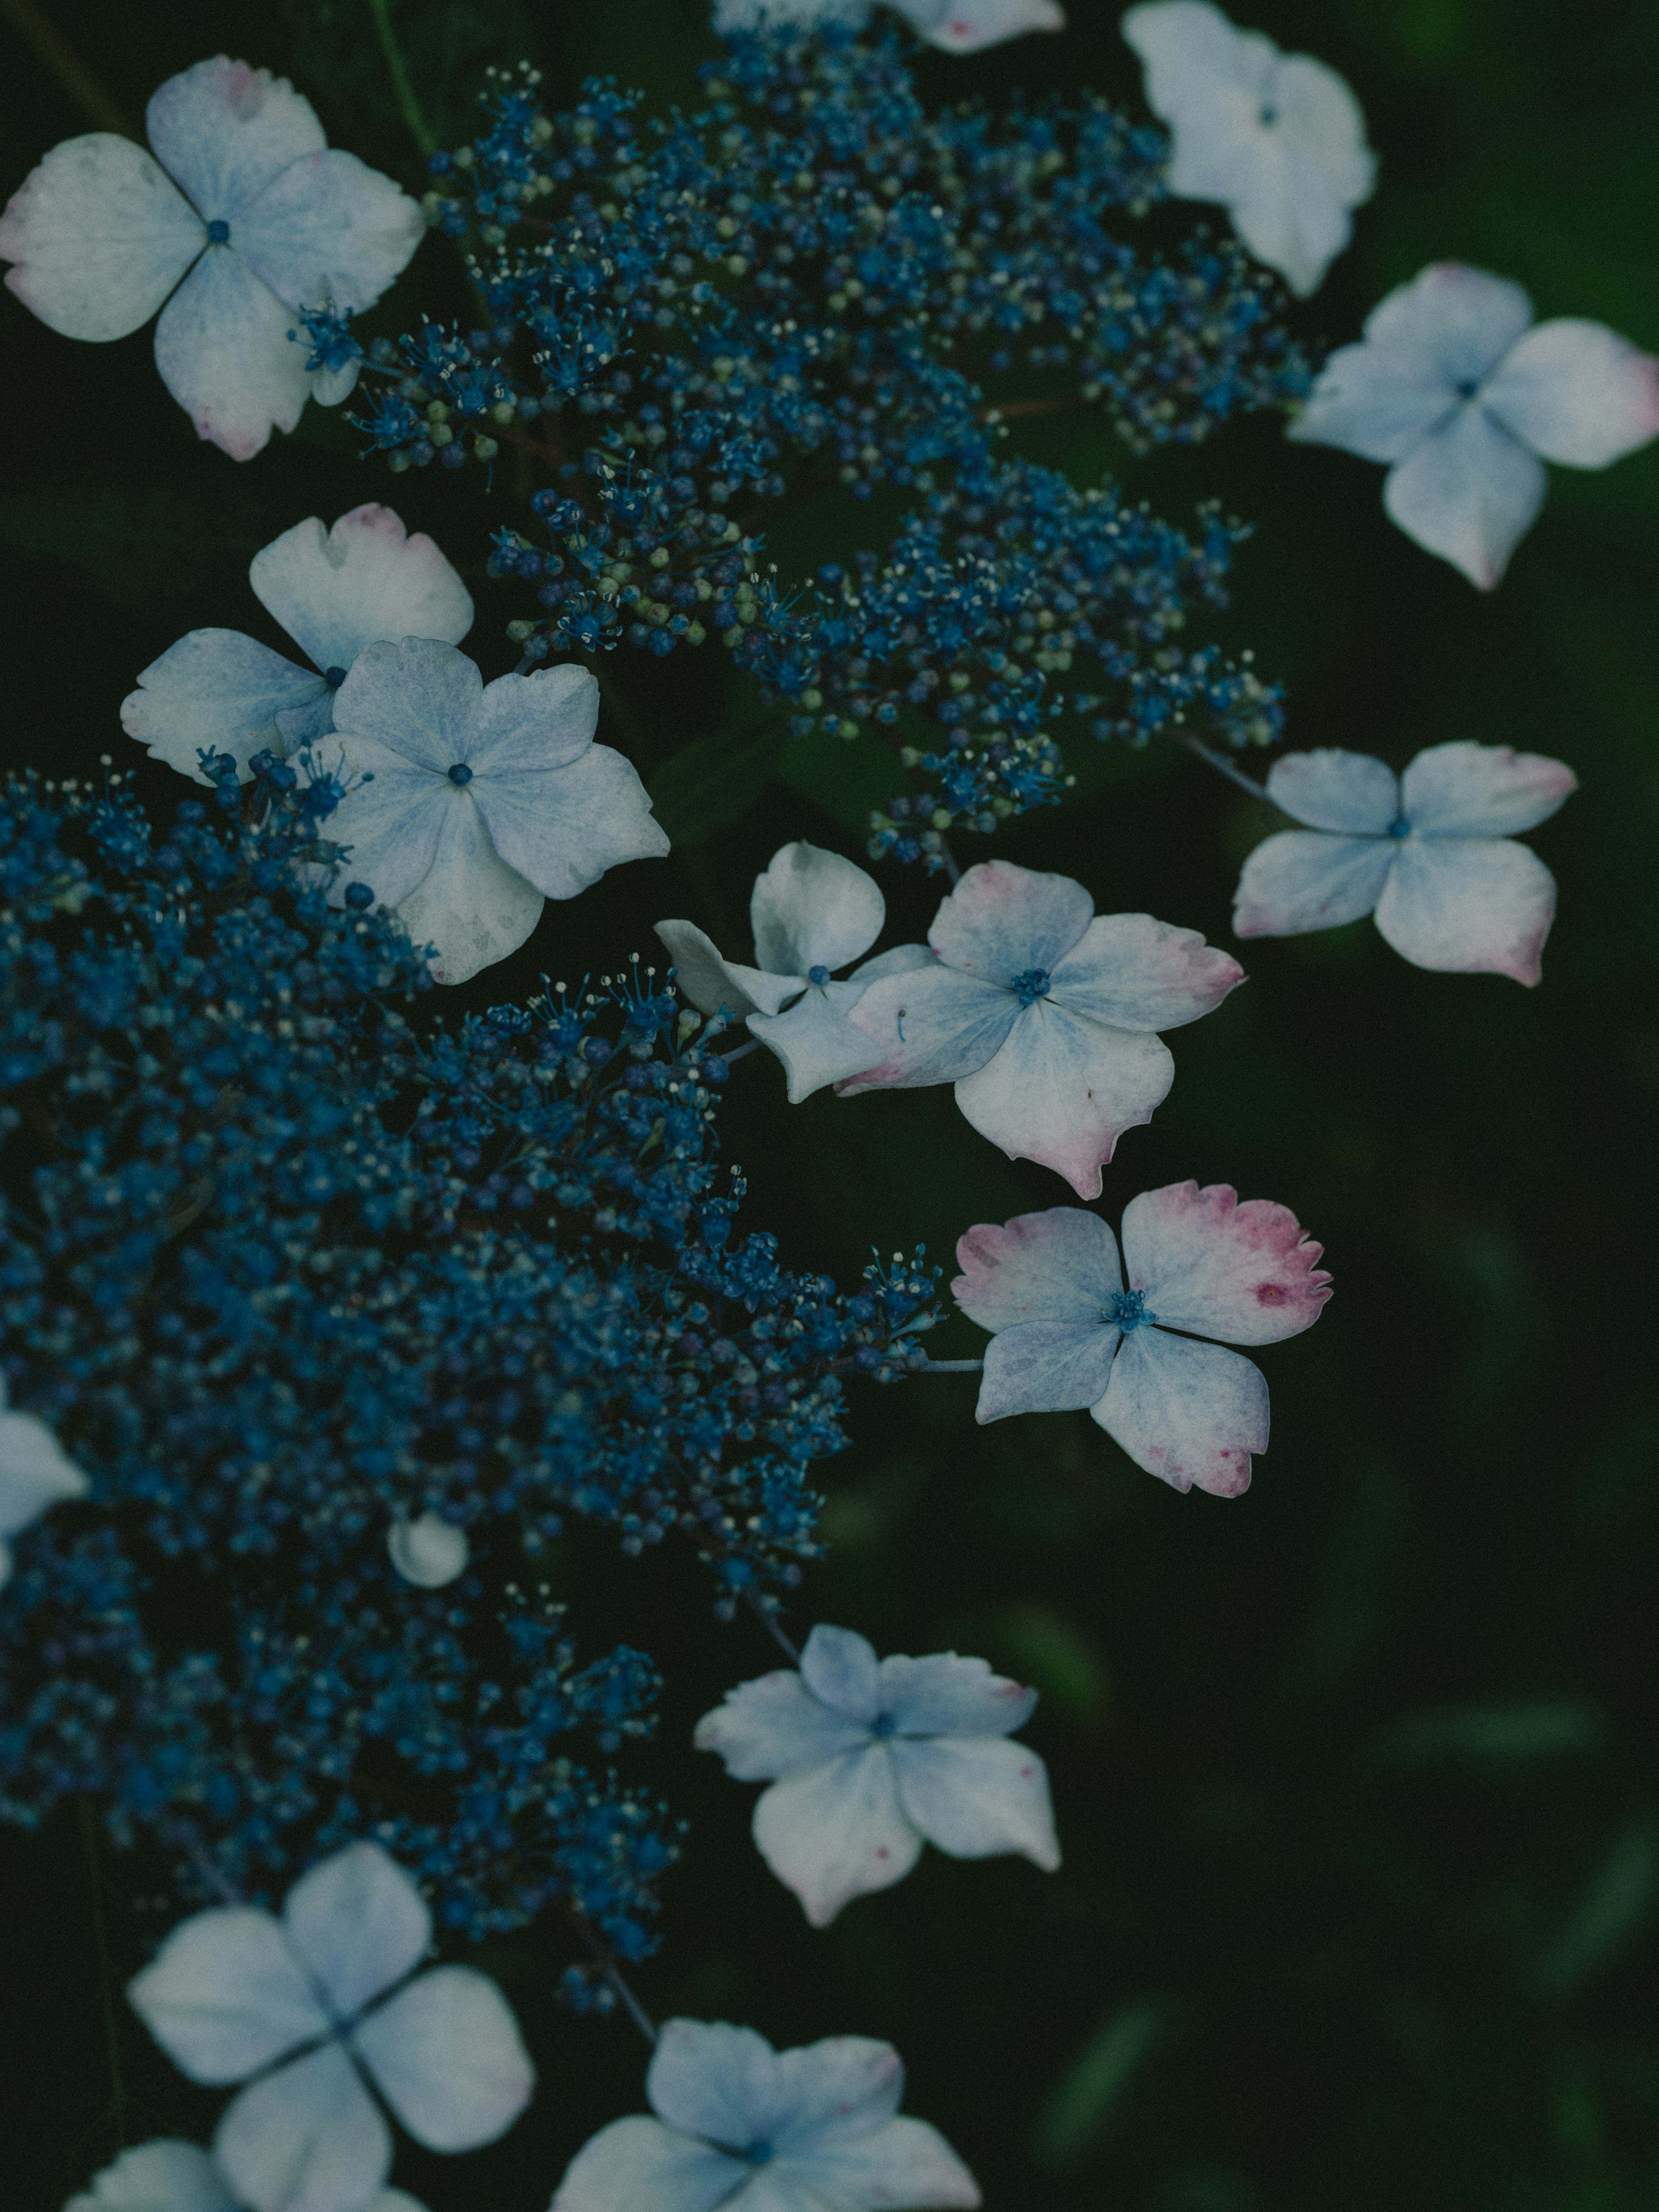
[3,1,1658,2205]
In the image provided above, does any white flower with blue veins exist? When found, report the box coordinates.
[696,1623,1059,1926]
[552,2017,982,2212]
[0,58,423,460]
[713,0,1063,52]
[122,506,474,786]
[63,2139,426,2212]
[0,1378,89,1592]
[1288,262,1659,587]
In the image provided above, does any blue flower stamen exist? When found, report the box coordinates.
[807,965,832,987]
[206,219,230,245]
[323,666,348,690]
[742,2142,775,2168]
[448,763,475,785]
[1011,967,1052,1008]
[1387,816,1411,839]
[1107,1289,1156,1330]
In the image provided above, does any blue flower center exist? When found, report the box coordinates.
[1258,103,1278,126]
[206,219,230,245]
[1387,816,1411,839]
[448,763,474,786]
[871,1713,897,1739]
[1107,1289,1156,1331]
[1011,967,1051,1008]
[807,965,831,987]
[323,666,348,690]
[742,2141,775,2168]
[1453,377,1479,400]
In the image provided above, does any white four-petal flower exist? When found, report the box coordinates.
[953,1183,1331,1496]
[1233,741,1577,984]
[0,1378,89,1591]
[0,58,423,460]
[319,638,670,985]
[122,506,473,785]
[1288,262,1659,586]
[696,1623,1059,1926]
[552,2016,982,2212]
[838,859,1244,1198]
[387,1512,469,1589]
[64,2139,426,2212]
[712,0,1064,51]
[1122,1,1375,297]
[127,1842,533,2212]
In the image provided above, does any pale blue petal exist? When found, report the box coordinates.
[152,248,310,461]
[1095,1328,1268,1497]
[1373,836,1557,985]
[350,1966,534,2150]
[65,2140,238,2212]
[1047,913,1243,1032]
[951,1206,1122,1332]
[753,1748,923,1926]
[389,797,546,987]
[282,1841,428,2022]
[1265,749,1400,834]
[127,1907,325,2082]
[788,2117,981,2209]
[1232,830,1396,938]
[892,1737,1060,1868]
[331,639,481,773]
[146,60,325,220]
[1481,318,1659,468]
[974,1320,1120,1421]
[647,2018,787,2145]
[746,982,889,1102]
[1360,262,1535,389]
[772,2037,903,2152]
[1399,741,1577,838]
[800,1624,883,1724]
[694,1669,872,1781]
[928,859,1093,983]
[879,1651,1038,1739]
[749,841,885,977]
[1382,404,1547,588]
[121,629,325,784]
[470,741,669,903]
[232,150,422,314]
[1117,1181,1332,1347]
[0,134,201,341]
[953,1004,1173,1200]
[213,2045,389,2212]
[250,507,474,675]
[652,921,798,1021]
[838,965,1017,1092]
[551,2116,742,2212]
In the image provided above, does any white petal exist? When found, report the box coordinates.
[1123,4,1269,129]
[953,1004,1175,1200]
[0,1403,89,1539]
[318,746,448,913]
[773,2037,903,2151]
[213,2045,389,2212]
[153,248,311,461]
[951,1206,1122,1331]
[899,0,1066,53]
[391,795,547,986]
[121,629,326,784]
[1399,741,1577,838]
[849,942,935,983]
[790,2117,982,2209]
[469,661,597,772]
[974,1321,1121,1422]
[893,1736,1060,1869]
[878,1652,1037,1738]
[1382,405,1547,589]
[232,151,423,314]
[1482,318,1659,468]
[652,920,798,1021]
[694,1668,873,1780]
[551,2115,742,2212]
[283,1842,429,2021]
[1373,836,1558,985]
[0,135,200,340]
[750,841,885,977]
[1359,262,1536,389]
[331,639,481,773]
[470,741,670,903]
[1232,830,1396,937]
[747,982,889,1102]
[647,2018,787,2145]
[249,507,474,676]
[753,1748,924,1926]
[1118,1180,1332,1346]
[1095,1328,1268,1497]
[714,0,869,22]
[65,2139,238,2212]
[801,1623,883,1722]
[146,59,326,222]
[1225,137,1353,299]
[1287,337,1459,463]
[351,1966,534,2151]
[928,859,1093,984]
[1269,51,1376,210]
[838,965,1017,1092]
[1047,913,1243,1032]
[310,359,361,407]
[1265,749,1400,833]
[127,1907,326,2082]
[387,1513,469,1589]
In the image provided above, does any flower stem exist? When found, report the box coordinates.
[1176,732,1270,800]
[365,0,437,157]
[1,0,134,135]
[745,1588,803,1665]
[915,1357,984,1372]
[566,1907,658,2046]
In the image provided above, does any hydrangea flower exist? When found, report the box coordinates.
[1232,742,1577,984]
[1122,1,1375,297]
[320,639,670,984]
[713,0,1064,52]
[0,1379,88,1592]
[387,1513,470,1590]
[64,2140,426,2212]
[838,860,1244,1198]
[1287,263,1659,586]
[122,506,474,784]
[552,2018,981,2211]
[656,842,926,1101]
[953,1183,1331,1495]
[127,1842,533,2212]
[0,59,423,459]
[696,1623,1059,1926]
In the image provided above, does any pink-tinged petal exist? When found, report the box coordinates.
[351,1966,533,2152]
[753,1747,924,1926]
[121,630,326,784]
[653,920,798,1021]
[793,2117,982,2210]
[1373,836,1558,985]
[893,1737,1060,1870]
[951,1206,1122,1332]
[928,860,1093,983]
[1048,912,1243,1033]
[391,796,546,986]
[1265,749,1399,834]
[249,507,474,675]
[1232,830,1395,938]
[213,2045,388,2212]
[750,841,885,977]
[282,1842,428,2023]
[801,1623,883,1723]
[773,2038,904,2152]
[878,1650,1038,1739]
[1287,336,1458,462]
[747,981,890,1102]
[0,135,201,341]
[551,2115,741,2212]
[1118,1181,1332,1347]
[1482,318,1659,469]
[127,1907,325,2082]
[232,151,423,314]
[146,59,325,221]
[1096,1329,1267,1497]
[471,741,669,903]
[953,1005,1175,1200]
[975,1319,1121,1422]
[647,2019,786,2145]
[694,1668,873,1781]
[1360,262,1535,389]
[331,638,480,773]
[902,0,1066,53]
[65,2140,238,2212]
[838,965,1017,1093]
[1399,740,1577,838]
[152,249,310,460]
[1382,402,1548,589]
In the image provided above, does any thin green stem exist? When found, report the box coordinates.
[1,0,134,136]
[365,0,437,157]
[80,1801,127,2151]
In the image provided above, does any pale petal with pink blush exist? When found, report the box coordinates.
[551,2115,746,2212]
[695,1669,874,1781]
[350,1965,534,2151]
[753,1747,924,1925]
[893,1736,1060,1869]
[1232,830,1395,937]
[213,2043,388,2212]
[954,1006,1174,1198]
[772,2038,904,2152]
[283,1839,428,2023]
[1048,912,1244,1032]
[1095,1328,1268,1496]
[146,58,326,221]
[750,840,885,977]
[877,1650,1038,1738]
[927,860,1094,984]
[746,981,890,1101]
[952,1205,1121,1331]
[231,149,423,315]
[1119,1180,1331,1346]
[798,2118,983,2210]
[1398,741,1577,839]
[1482,318,1659,469]
[903,0,1065,53]
[653,920,796,1021]
[1266,748,1399,834]
[800,1622,884,1724]
[0,135,203,342]
[1373,836,1558,985]
[840,963,1018,1090]
[648,2020,788,2150]
[1382,404,1547,590]
[975,1319,1121,1421]
[1360,261,1535,391]
[249,506,474,676]
[152,248,311,461]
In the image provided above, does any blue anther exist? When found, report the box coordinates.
[1107,1289,1156,1331]
[807,965,832,987]
[871,1713,897,1739]
[742,2142,775,2168]
[1010,967,1051,1008]
[1258,104,1278,126]
[448,763,474,786]
[323,666,348,690]
[206,219,230,245]
[1387,816,1411,839]
[1453,378,1479,400]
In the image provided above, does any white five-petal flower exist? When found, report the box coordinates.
[1122,1,1375,297]
[122,506,474,785]
[713,0,1063,51]
[0,58,423,460]
[0,1378,89,1591]
[1233,741,1577,984]
[837,859,1244,1198]
[1288,262,1659,586]
[127,1842,533,2212]
[552,2016,982,2212]
[318,638,670,985]
[696,1623,1059,1926]
[953,1183,1331,1496]
[64,2139,426,2212]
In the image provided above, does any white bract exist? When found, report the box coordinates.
[121,506,473,785]
[63,2140,426,2212]
[387,1512,469,1589]
[953,1182,1331,1496]
[1233,741,1577,984]
[1288,262,1659,587]
[0,1379,89,1592]
[0,58,423,460]
[319,638,669,985]
[552,2017,981,2212]
[838,859,1243,1198]
[127,1841,533,2212]
[713,0,1064,52]
[696,1623,1059,1926]
[1122,1,1374,297]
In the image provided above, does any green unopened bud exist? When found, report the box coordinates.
[839,721,860,741]
[649,547,671,568]
[505,620,536,642]
[426,400,450,423]
[684,622,706,645]
[931,808,954,832]
[899,746,921,768]
[429,422,454,447]
[387,450,412,474]
[490,400,516,423]
[472,435,499,461]
[800,689,823,712]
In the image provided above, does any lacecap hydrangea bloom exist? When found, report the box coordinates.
[0,1380,88,1592]
[713,0,1063,52]
[64,2140,426,2212]
[1232,741,1577,985]
[696,1623,1058,1926]
[0,58,422,459]
[953,1183,1331,1495]
[1288,262,1659,586]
